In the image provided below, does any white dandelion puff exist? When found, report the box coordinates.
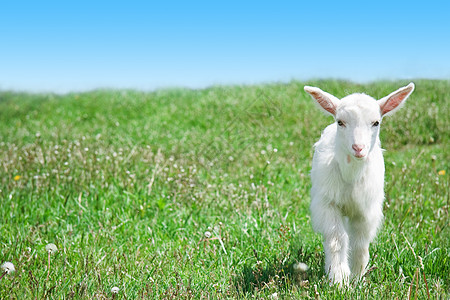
[45,243,58,282]
[1,262,15,280]
[1,262,15,274]
[293,262,309,273]
[45,243,58,254]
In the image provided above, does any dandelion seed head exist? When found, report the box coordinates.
[45,243,58,254]
[1,262,15,274]
[204,231,212,238]
[111,286,120,294]
[293,262,309,273]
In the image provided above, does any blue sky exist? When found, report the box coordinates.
[1,1,449,93]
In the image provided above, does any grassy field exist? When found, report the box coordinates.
[0,80,448,299]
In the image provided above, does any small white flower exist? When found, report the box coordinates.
[111,286,120,294]
[1,262,15,274]
[45,243,58,254]
[204,231,212,238]
[273,148,278,153]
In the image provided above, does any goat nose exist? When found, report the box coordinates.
[352,144,364,152]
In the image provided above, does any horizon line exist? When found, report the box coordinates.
[1,76,448,95]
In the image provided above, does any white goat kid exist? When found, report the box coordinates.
[304,83,415,286]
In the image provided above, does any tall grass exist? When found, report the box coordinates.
[0,80,448,298]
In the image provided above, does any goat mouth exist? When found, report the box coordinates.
[353,153,366,159]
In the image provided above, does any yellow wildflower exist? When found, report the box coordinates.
[13,175,21,181]
[438,170,446,176]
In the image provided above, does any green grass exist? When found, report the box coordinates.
[0,80,448,299]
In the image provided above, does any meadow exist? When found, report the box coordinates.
[0,80,448,299]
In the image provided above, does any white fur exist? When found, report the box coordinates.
[304,83,415,286]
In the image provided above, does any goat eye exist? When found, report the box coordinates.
[372,121,380,127]
[337,120,345,127]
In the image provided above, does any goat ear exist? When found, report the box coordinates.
[378,82,415,117]
[304,86,339,116]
